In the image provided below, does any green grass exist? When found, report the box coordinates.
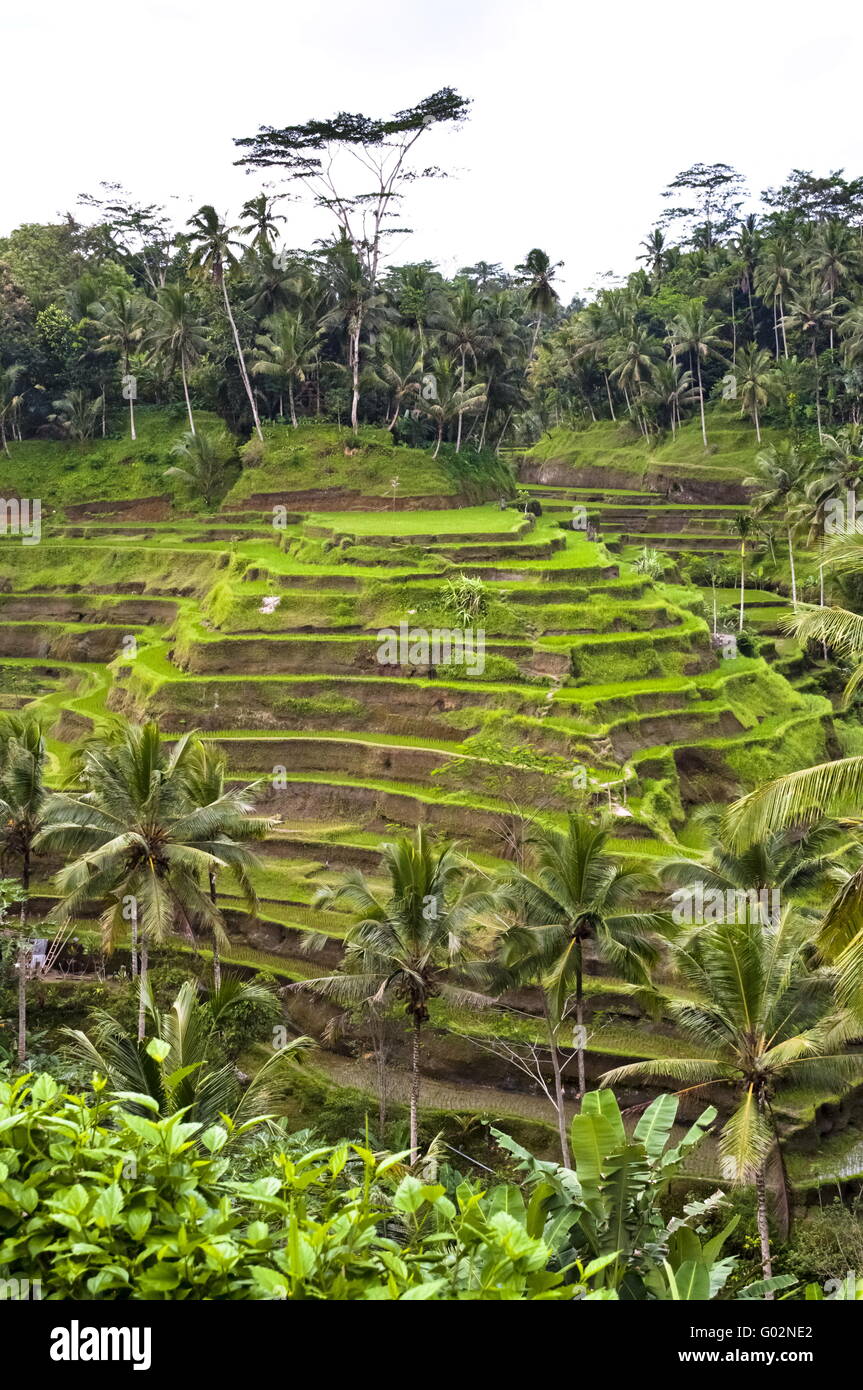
[0,405,231,506]
[525,412,772,483]
[226,422,459,501]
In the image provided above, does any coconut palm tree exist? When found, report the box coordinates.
[727,344,774,442]
[186,205,263,441]
[808,426,863,538]
[492,814,664,1137]
[744,441,810,608]
[572,302,618,420]
[0,364,24,456]
[309,828,489,1160]
[755,238,795,360]
[165,429,235,510]
[810,221,859,344]
[732,512,753,631]
[602,912,862,1289]
[393,262,448,354]
[636,228,668,283]
[250,309,322,427]
[36,723,267,1040]
[436,282,493,450]
[515,248,562,353]
[645,361,697,436]
[181,739,271,988]
[146,284,207,434]
[419,354,487,457]
[0,714,49,1063]
[65,976,310,1130]
[373,326,424,428]
[731,216,761,334]
[239,192,287,257]
[609,327,662,434]
[659,807,849,913]
[95,288,148,441]
[51,390,102,443]
[321,232,389,432]
[671,306,727,447]
[782,281,842,442]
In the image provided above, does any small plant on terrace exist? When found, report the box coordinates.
[442,573,488,626]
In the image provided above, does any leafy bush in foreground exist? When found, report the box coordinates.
[0,1077,794,1300]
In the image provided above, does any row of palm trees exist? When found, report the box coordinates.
[540,209,863,444]
[306,806,863,1288]
[6,703,863,1283]
[5,192,563,450]
[727,425,863,627]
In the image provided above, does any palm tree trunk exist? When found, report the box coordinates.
[433,423,443,459]
[15,840,32,1062]
[349,308,362,433]
[739,545,746,632]
[128,392,136,442]
[542,999,570,1166]
[820,545,828,659]
[209,869,221,991]
[730,288,737,365]
[779,293,788,359]
[288,380,298,430]
[409,1014,421,1162]
[787,527,798,607]
[772,296,780,361]
[137,932,148,1042]
[181,358,195,435]
[550,1041,570,1167]
[696,356,708,447]
[478,396,491,450]
[221,278,263,442]
[755,1164,775,1294]
[575,959,586,1099]
[604,372,616,421]
[130,906,138,980]
[456,348,466,452]
[17,942,28,1063]
[753,398,761,444]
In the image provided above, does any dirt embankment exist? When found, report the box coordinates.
[224,489,479,513]
[520,458,750,505]
[63,495,173,520]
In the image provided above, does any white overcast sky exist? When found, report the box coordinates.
[3,0,862,300]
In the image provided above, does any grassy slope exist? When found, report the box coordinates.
[0,406,230,506]
[525,411,775,483]
[226,422,460,502]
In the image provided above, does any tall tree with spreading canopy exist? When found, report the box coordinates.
[235,89,471,430]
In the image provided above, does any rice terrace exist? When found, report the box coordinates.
[5,16,863,1317]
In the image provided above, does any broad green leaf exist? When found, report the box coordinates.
[634,1093,678,1159]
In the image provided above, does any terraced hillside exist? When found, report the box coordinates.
[1,416,855,1178]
